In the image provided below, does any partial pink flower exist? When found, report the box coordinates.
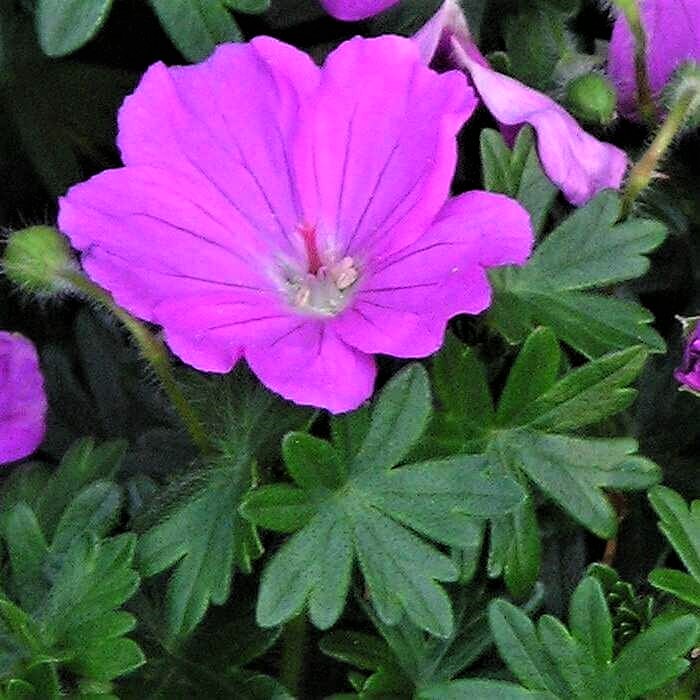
[416,0,629,206]
[675,320,700,393]
[0,332,47,463]
[608,0,700,119]
[320,0,399,21]
[59,36,533,413]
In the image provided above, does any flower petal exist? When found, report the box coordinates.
[0,333,46,464]
[608,0,700,118]
[245,323,376,413]
[293,35,477,260]
[320,0,400,21]
[116,37,320,255]
[452,39,629,206]
[155,291,303,373]
[59,166,276,322]
[333,191,533,357]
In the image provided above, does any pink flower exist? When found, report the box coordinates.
[675,321,700,393]
[415,0,629,206]
[320,0,399,20]
[0,332,47,463]
[608,0,700,119]
[59,36,533,413]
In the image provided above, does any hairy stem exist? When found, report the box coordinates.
[64,271,212,455]
[622,86,697,217]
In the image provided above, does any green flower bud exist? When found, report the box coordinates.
[565,73,617,125]
[3,225,75,295]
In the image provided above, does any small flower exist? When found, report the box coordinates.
[608,0,700,120]
[415,0,629,206]
[0,332,47,464]
[59,36,533,413]
[320,0,399,20]
[675,318,700,394]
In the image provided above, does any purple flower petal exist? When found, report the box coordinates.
[332,191,533,357]
[320,0,400,21]
[608,0,700,119]
[675,323,700,393]
[0,332,46,464]
[293,36,476,258]
[416,0,629,206]
[59,34,522,412]
[245,323,377,413]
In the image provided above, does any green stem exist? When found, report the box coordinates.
[621,86,697,217]
[280,614,308,697]
[616,0,657,126]
[64,271,212,455]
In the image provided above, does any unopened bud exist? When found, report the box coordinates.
[3,225,75,295]
[566,73,617,125]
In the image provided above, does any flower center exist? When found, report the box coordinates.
[283,223,360,317]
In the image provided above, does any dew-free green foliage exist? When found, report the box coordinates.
[480,127,558,234]
[648,486,700,609]
[489,577,699,699]
[487,191,667,358]
[420,330,661,598]
[0,440,143,697]
[35,0,113,56]
[135,367,311,640]
[242,365,525,637]
[321,584,543,698]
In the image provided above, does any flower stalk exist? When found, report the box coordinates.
[63,270,213,455]
[613,0,657,125]
[622,81,699,217]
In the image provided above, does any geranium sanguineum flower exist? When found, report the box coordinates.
[0,332,46,463]
[608,0,700,119]
[59,36,533,413]
[320,0,399,20]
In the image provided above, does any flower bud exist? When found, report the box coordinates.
[3,225,75,295]
[675,317,700,395]
[565,73,617,125]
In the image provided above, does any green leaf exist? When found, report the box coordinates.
[489,494,542,600]
[648,569,700,608]
[568,578,613,669]
[496,327,561,427]
[245,366,524,637]
[501,431,661,538]
[489,191,667,357]
[4,504,49,612]
[352,363,432,473]
[490,578,698,700]
[519,346,647,432]
[611,615,699,697]
[481,127,558,233]
[148,0,242,62]
[68,637,144,682]
[417,335,494,459]
[221,0,269,12]
[648,486,700,580]
[50,480,122,556]
[35,0,113,57]
[489,600,568,697]
[420,680,554,699]
[33,438,126,539]
[136,464,262,639]
[320,631,395,672]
